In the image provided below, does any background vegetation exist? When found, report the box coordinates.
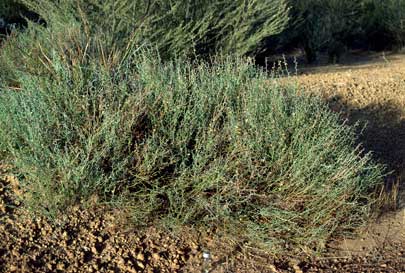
[11,0,289,59]
[2,0,405,62]
[260,0,405,63]
[0,0,392,254]
[361,0,405,50]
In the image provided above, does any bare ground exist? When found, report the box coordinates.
[1,51,405,273]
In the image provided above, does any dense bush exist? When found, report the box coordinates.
[0,0,44,40]
[0,0,21,19]
[16,0,290,59]
[275,0,362,63]
[301,0,360,61]
[0,21,384,252]
[4,0,405,64]
[360,0,405,50]
[0,0,290,88]
[260,0,405,64]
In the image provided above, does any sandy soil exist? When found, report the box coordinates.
[1,51,405,273]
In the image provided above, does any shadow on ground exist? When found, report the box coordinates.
[328,96,405,206]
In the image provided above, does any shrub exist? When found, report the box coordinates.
[17,0,290,59]
[257,0,405,61]
[0,1,43,25]
[0,1,22,19]
[0,22,384,253]
[361,0,405,50]
[290,0,361,63]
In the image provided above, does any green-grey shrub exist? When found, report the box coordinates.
[0,24,384,253]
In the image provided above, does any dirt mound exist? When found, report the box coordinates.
[0,171,198,272]
[0,172,280,273]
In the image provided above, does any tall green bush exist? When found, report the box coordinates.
[290,0,361,63]
[361,0,405,49]
[17,0,290,58]
[0,0,290,88]
[0,0,21,19]
[258,0,405,61]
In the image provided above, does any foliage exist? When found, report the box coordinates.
[267,0,405,62]
[0,21,384,253]
[4,0,405,62]
[0,0,22,19]
[17,0,290,59]
[360,0,405,50]
[286,0,361,62]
